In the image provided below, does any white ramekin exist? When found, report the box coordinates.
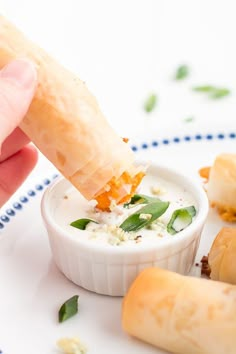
[41,164,209,296]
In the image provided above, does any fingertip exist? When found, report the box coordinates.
[22,144,39,169]
[0,144,38,207]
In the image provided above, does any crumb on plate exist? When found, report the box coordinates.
[200,255,211,277]
[57,337,87,354]
[150,185,166,195]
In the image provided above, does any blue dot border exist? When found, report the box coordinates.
[0,174,59,230]
[131,132,236,151]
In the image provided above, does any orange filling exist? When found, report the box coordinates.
[199,166,211,180]
[95,171,145,211]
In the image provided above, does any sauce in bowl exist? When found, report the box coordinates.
[42,163,208,295]
[54,171,197,247]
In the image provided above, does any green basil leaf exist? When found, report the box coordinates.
[144,94,157,113]
[58,295,79,323]
[70,218,98,230]
[124,194,161,208]
[167,206,196,235]
[120,201,169,232]
[175,65,190,80]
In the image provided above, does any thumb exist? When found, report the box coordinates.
[0,59,37,146]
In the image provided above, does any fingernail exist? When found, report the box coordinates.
[0,59,37,89]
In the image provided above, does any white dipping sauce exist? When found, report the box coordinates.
[54,173,196,247]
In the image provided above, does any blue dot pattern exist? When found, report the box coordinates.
[162,139,169,144]
[132,131,235,151]
[28,190,36,197]
[43,179,50,185]
[35,184,43,191]
[1,215,10,223]
[218,133,224,139]
[13,202,22,210]
[173,137,180,143]
[20,196,28,203]
[6,209,15,216]
[206,134,213,140]
[195,134,202,140]
[0,132,235,230]
[0,175,55,230]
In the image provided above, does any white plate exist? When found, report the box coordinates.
[0,132,235,354]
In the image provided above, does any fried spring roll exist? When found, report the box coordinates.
[207,154,236,222]
[122,267,236,354]
[0,16,144,210]
[209,227,236,284]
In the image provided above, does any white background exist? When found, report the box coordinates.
[1,0,235,142]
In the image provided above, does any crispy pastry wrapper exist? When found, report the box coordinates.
[209,227,236,284]
[122,267,236,354]
[207,153,236,222]
[0,16,144,201]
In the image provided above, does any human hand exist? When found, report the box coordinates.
[0,59,38,207]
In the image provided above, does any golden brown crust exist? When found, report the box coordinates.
[208,227,236,284]
[207,154,236,222]
[122,267,236,354]
[210,203,236,222]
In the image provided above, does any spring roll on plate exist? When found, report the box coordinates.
[207,153,236,222]
[208,227,236,285]
[122,267,236,354]
[0,16,144,210]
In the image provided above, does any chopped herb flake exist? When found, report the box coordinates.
[192,86,230,99]
[167,206,196,235]
[58,295,79,323]
[144,94,157,113]
[193,85,214,92]
[210,88,230,99]
[70,218,98,230]
[183,116,195,123]
[120,201,169,232]
[175,65,190,80]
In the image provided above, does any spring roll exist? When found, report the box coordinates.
[122,267,236,354]
[207,153,236,222]
[208,227,236,284]
[0,16,144,210]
